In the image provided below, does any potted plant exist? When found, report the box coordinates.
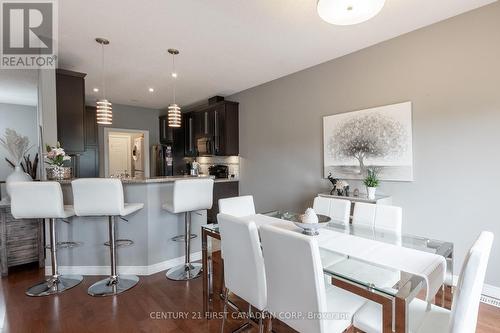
[0,129,33,196]
[45,142,72,180]
[363,168,379,199]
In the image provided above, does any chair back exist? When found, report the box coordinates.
[313,196,350,225]
[171,178,213,213]
[374,205,402,233]
[218,213,266,310]
[219,195,255,217]
[352,202,376,227]
[260,224,327,333]
[72,178,124,216]
[10,182,66,219]
[449,231,494,333]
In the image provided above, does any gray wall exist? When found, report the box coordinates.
[98,103,160,176]
[230,3,500,288]
[0,103,38,183]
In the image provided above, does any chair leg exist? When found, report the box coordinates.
[266,315,273,333]
[166,211,202,280]
[87,216,139,296]
[25,218,83,297]
[221,288,229,333]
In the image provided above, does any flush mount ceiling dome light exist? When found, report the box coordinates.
[95,37,112,125]
[167,48,181,128]
[317,0,385,25]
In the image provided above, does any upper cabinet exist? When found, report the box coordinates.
[182,97,239,157]
[159,115,175,143]
[56,69,86,153]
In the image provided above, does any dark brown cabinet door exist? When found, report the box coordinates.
[207,181,239,223]
[79,146,99,178]
[84,106,98,146]
[184,113,197,157]
[56,69,86,153]
[214,102,238,156]
[159,116,174,143]
[79,106,99,177]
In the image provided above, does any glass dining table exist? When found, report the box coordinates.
[201,211,454,333]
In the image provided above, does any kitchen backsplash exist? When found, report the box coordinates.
[196,156,240,179]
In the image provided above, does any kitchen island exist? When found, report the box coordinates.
[52,175,214,276]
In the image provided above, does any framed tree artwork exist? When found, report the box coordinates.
[323,101,413,181]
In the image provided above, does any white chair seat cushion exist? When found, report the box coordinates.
[121,203,144,216]
[62,205,75,218]
[353,298,449,333]
[324,285,367,332]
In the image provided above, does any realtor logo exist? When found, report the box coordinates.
[1,0,57,68]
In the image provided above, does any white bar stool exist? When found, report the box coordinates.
[9,181,83,296]
[162,178,214,281]
[71,178,144,296]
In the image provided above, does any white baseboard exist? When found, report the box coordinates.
[452,274,499,306]
[46,251,202,276]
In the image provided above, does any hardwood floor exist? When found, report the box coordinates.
[1,258,499,333]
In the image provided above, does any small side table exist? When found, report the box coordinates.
[0,199,44,276]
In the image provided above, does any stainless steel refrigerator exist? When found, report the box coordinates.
[151,144,174,176]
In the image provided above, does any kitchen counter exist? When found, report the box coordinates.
[50,175,239,185]
[52,175,215,185]
[49,176,212,276]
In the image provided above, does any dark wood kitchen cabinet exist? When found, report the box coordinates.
[56,69,86,153]
[159,115,175,143]
[183,97,239,157]
[78,106,99,178]
[207,181,239,223]
[184,112,198,157]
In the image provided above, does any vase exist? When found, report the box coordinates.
[367,187,377,199]
[6,165,33,197]
[46,166,72,180]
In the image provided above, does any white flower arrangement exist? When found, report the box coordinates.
[0,128,31,166]
[45,142,71,167]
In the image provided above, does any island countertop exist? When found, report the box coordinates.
[51,175,216,185]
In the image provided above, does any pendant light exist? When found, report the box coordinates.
[167,48,181,128]
[317,0,385,26]
[95,38,112,125]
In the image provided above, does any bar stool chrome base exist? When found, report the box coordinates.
[166,263,202,281]
[26,274,83,297]
[88,275,139,297]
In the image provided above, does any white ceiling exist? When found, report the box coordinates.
[58,0,496,110]
[0,70,38,106]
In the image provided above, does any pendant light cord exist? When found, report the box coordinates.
[101,42,106,99]
[171,53,176,105]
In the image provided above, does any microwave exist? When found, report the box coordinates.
[196,136,214,156]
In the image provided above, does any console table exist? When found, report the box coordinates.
[318,192,392,218]
[0,200,44,276]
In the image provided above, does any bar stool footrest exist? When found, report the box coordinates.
[46,241,84,250]
[104,239,134,247]
[171,234,197,242]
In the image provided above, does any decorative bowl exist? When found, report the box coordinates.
[292,214,331,236]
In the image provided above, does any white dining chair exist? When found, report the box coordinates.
[374,205,402,234]
[260,224,366,333]
[353,231,494,333]
[352,202,376,227]
[313,196,350,225]
[218,213,267,333]
[218,195,256,217]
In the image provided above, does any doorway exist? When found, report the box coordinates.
[104,128,150,178]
